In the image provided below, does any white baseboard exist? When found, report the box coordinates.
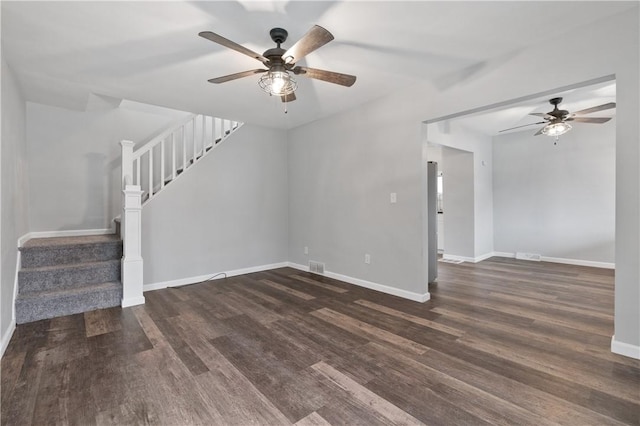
[287,262,430,303]
[3,248,21,358]
[18,228,114,246]
[442,252,497,264]
[492,251,515,258]
[143,262,289,292]
[1,321,16,358]
[442,254,475,263]
[492,252,614,269]
[474,252,495,263]
[12,251,20,326]
[611,335,640,360]
[122,296,146,308]
[540,256,615,269]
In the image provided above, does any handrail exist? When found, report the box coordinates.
[132,114,196,161]
[121,113,242,206]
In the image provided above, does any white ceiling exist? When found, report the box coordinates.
[1,1,632,129]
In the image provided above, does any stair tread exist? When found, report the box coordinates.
[21,259,120,273]
[22,234,121,249]
[16,281,121,300]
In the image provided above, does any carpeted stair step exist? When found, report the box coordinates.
[20,234,122,268]
[18,259,121,294]
[15,281,122,324]
[16,234,124,324]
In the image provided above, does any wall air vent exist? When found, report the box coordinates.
[309,260,325,274]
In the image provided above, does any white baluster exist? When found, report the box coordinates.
[135,157,140,186]
[209,117,216,148]
[192,118,197,165]
[120,140,134,188]
[215,117,222,142]
[160,139,166,189]
[201,115,206,153]
[171,132,176,180]
[148,150,154,200]
[182,125,187,173]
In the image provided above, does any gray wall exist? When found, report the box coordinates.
[26,102,187,232]
[493,119,616,263]
[288,111,425,295]
[1,58,29,345]
[142,124,289,285]
[290,9,638,348]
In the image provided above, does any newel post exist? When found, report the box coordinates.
[120,140,145,307]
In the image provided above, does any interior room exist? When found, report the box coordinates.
[2,1,639,424]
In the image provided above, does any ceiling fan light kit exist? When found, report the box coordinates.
[199,25,356,106]
[541,121,572,137]
[258,69,297,96]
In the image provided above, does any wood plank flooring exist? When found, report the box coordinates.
[2,258,639,425]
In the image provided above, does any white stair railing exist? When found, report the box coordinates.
[119,114,242,307]
[121,114,242,205]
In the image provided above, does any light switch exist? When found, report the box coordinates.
[390,193,397,203]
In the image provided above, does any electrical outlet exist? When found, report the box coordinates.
[365,254,371,264]
[390,192,397,203]
[304,246,309,255]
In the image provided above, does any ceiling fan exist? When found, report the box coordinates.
[499,97,616,138]
[198,25,356,103]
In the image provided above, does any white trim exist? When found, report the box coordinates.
[611,335,640,360]
[3,249,21,358]
[12,251,19,325]
[18,228,114,246]
[474,252,495,263]
[492,251,515,258]
[122,296,146,308]
[143,262,289,292]
[540,256,615,270]
[1,321,16,358]
[287,262,430,303]
[491,251,615,269]
[443,252,496,264]
[442,254,475,263]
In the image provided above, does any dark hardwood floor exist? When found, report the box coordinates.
[2,258,639,425]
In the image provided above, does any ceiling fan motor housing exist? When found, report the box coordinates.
[269,28,288,46]
[549,97,569,119]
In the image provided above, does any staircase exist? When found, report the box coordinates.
[16,235,123,324]
[13,113,243,323]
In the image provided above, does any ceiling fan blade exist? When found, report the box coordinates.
[292,66,356,87]
[572,102,616,116]
[281,92,297,103]
[199,31,269,64]
[567,116,612,124]
[498,121,546,133]
[529,112,554,119]
[534,127,546,136]
[282,25,334,64]
[207,69,267,84]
